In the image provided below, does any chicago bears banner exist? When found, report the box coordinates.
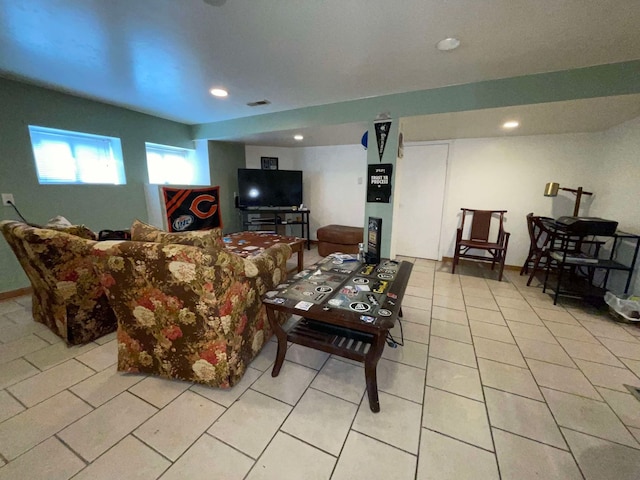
[162,186,223,232]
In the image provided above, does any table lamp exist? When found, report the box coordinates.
[543,182,593,217]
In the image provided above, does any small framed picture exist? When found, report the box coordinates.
[261,157,279,170]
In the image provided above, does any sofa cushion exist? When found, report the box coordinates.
[130,219,224,251]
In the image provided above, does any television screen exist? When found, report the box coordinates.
[237,169,303,208]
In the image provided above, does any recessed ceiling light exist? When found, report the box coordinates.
[502,121,520,129]
[294,134,304,141]
[436,37,460,51]
[210,88,228,97]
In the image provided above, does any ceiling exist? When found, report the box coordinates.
[1,0,639,144]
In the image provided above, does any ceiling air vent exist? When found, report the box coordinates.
[246,100,271,107]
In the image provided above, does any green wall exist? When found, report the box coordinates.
[0,78,194,293]
[207,141,246,234]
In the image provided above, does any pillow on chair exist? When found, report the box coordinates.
[130,219,224,251]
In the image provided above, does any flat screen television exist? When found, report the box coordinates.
[237,168,303,208]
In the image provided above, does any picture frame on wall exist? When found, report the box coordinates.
[261,157,279,170]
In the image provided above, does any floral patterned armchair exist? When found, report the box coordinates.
[92,234,292,388]
[0,220,117,345]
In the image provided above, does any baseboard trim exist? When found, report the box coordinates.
[0,286,32,301]
[440,257,521,271]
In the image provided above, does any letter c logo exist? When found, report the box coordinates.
[190,195,218,219]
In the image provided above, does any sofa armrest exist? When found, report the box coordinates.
[242,243,292,292]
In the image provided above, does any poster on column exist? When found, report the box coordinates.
[162,186,223,232]
[367,164,393,203]
[374,120,392,162]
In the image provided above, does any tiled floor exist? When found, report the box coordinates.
[1,249,640,479]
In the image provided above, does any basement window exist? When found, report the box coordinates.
[145,142,210,185]
[28,125,126,185]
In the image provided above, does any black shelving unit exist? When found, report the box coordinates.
[239,208,311,249]
[543,230,640,305]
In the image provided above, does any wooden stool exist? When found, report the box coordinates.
[317,224,364,257]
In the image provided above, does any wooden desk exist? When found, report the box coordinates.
[223,231,305,273]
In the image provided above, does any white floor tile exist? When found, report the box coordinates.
[190,366,261,408]
[24,341,98,370]
[429,336,477,367]
[8,359,93,407]
[430,319,472,343]
[353,391,422,454]
[331,431,416,480]
[0,390,25,423]
[417,429,499,480]
[70,364,145,407]
[575,358,640,392]
[160,434,253,480]
[285,343,330,370]
[251,360,317,405]
[0,358,39,390]
[493,428,582,480]
[377,358,425,403]
[0,334,49,365]
[500,307,543,325]
[563,428,640,480]
[246,432,335,480]
[527,358,602,400]
[282,388,356,456]
[474,337,527,368]
[431,306,468,325]
[557,336,624,367]
[208,389,291,458]
[73,435,170,480]
[469,320,515,344]
[381,339,429,369]
[134,390,225,460]
[0,437,85,480]
[0,391,93,460]
[515,336,576,367]
[542,387,639,448]
[422,386,493,451]
[478,358,543,401]
[466,307,506,325]
[75,340,117,371]
[390,320,430,344]
[128,376,192,408]
[311,357,366,404]
[597,387,640,429]
[484,387,567,449]
[58,391,157,462]
[426,357,483,401]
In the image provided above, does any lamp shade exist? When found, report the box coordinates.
[544,182,560,197]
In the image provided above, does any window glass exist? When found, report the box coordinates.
[28,125,126,185]
[145,142,209,185]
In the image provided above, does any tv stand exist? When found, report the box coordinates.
[239,208,310,250]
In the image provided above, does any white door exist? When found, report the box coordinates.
[392,143,449,259]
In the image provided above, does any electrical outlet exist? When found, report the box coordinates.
[2,193,15,206]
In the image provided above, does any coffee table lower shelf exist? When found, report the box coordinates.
[288,318,373,361]
[268,315,388,413]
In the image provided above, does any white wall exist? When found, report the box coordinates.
[245,146,297,170]
[295,145,367,238]
[440,133,601,266]
[590,116,640,295]
[244,144,367,239]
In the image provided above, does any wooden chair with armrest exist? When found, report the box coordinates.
[520,213,556,286]
[452,209,510,281]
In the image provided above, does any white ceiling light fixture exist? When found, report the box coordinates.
[210,88,228,97]
[294,134,304,141]
[502,120,520,129]
[436,37,461,52]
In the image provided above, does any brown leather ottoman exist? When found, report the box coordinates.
[317,224,364,257]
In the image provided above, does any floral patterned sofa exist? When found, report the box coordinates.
[0,220,117,345]
[91,220,292,388]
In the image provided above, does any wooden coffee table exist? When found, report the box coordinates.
[262,257,412,412]
[223,231,305,273]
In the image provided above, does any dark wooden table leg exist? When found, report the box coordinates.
[364,332,387,413]
[296,243,304,273]
[265,307,288,377]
